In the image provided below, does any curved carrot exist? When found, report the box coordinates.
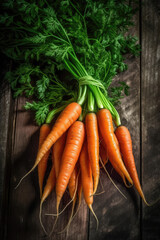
[56,120,85,212]
[15,102,81,188]
[79,141,98,229]
[85,113,99,194]
[52,132,67,179]
[115,125,149,204]
[97,109,133,185]
[38,124,51,198]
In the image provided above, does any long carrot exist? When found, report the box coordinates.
[115,125,149,204]
[15,102,81,187]
[85,113,99,194]
[38,124,51,197]
[97,109,133,185]
[52,132,67,179]
[79,141,98,229]
[56,120,85,213]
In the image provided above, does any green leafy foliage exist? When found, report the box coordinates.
[0,0,140,124]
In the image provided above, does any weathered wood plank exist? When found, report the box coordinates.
[89,8,141,240]
[0,76,15,239]
[141,1,160,239]
[4,96,89,240]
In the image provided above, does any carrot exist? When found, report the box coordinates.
[49,121,84,236]
[99,143,108,166]
[115,125,149,204]
[70,170,83,223]
[59,166,78,234]
[39,165,56,234]
[56,120,85,213]
[97,109,133,185]
[99,130,108,166]
[15,102,81,188]
[85,113,99,194]
[68,166,78,200]
[52,132,67,179]
[38,124,51,197]
[79,141,98,229]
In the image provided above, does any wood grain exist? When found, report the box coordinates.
[141,1,160,239]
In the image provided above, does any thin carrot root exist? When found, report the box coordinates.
[99,157,127,199]
[46,173,78,217]
[88,204,99,230]
[15,165,36,189]
[49,197,61,237]
[122,175,133,188]
[39,201,48,235]
[45,198,73,217]
[57,198,76,234]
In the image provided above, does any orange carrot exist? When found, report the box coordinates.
[38,124,51,197]
[16,102,81,187]
[68,166,78,200]
[85,113,99,194]
[97,109,133,185]
[59,166,78,234]
[115,125,149,204]
[56,120,85,213]
[79,141,98,228]
[39,165,56,234]
[99,143,108,166]
[52,132,67,179]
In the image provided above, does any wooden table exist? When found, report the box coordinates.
[0,1,160,239]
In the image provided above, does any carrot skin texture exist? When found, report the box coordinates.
[97,109,133,185]
[36,102,82,168]
[56,121,85,205]
[52,132,67,179]
[85,113,99,194]
[115,126,148,203]
[80,142,93,206]
[38,124,51,197]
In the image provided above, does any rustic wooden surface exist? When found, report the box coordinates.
[0,1,160,240]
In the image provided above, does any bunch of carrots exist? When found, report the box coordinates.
[16,85,149,236]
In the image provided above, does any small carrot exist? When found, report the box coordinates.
[52,132,67,179]
[71,169,83,222]
[38,124,51,197]
[59,166,78,234]
[79,141,98,229]
[39,165,56,234]
[15,102,81,188]
[99,130,108,166]
[56,120,85,213]
[115,125,149,204]
[99,143,108,166]
[85,112,99,194]
[97,109,133,185]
